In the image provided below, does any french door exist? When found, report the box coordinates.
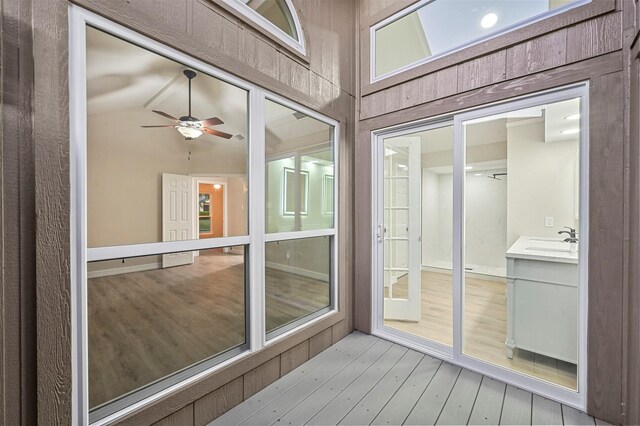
[372,84,589,410]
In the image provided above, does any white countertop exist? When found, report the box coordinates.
[506,236,579,264]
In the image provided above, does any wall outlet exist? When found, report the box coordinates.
[545,216,554,228]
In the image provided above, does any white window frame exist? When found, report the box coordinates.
[69,5,337,425]
[220,0,306,56]
[370,83,590,411]
[370,0,591,83]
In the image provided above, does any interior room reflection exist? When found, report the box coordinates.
[85,27,332,413]
[383,98,581,391]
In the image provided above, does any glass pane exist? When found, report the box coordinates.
[88,247,247,412]
[462,98,581,391]
[86,26,249,248]
[382,126,454,347]
[265,100,334,233]
[243,0,298,39]
[265,237,331,335]
[374,0,586,78]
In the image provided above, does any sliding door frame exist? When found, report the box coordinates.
[371,83,589,410]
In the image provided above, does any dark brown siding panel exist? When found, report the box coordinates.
[587,72,625,424]
[567,12,623,63]
[243,356,281,399]
[505,29,567,79]
[193,376,244,426]
[153,404,194,426]
[331,319,350,344]
[456,51,506,93]
[33,0,73,424]
[309,327,333,358]
[280,340,310,376]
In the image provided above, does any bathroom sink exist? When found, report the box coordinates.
[524,246,573,253]
[529,238,564,243]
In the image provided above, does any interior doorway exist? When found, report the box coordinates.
[198,182,224,239]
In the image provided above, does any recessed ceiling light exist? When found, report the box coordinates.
[466,166,473,170]
[213,184,222,190]
[474,173,482,176]
[481,13,498,29]
[565,113,580,120]
[398,164,408,169]
[562,128,580,135]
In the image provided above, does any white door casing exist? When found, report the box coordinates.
[381,136,422,322]
[162,173,195,267]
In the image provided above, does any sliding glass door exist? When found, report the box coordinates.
[373,85,588,408]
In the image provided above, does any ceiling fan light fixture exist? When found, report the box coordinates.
[177,126,203,139]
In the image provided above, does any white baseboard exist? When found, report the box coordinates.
[265,261,329,282]
[88,262,161,279]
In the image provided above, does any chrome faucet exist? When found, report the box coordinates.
[558,226,578,243]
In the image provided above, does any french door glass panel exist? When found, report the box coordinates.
[382,125,453,346]
[462,98,581,391]
[376,90,585,400]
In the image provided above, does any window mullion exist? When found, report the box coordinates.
[249,88,266,351]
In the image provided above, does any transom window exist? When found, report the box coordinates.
[371,0,590,82]
[223,0,305,55]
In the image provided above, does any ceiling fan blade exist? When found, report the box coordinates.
[202,128,233,139]
[199,117,224,126]
[141,125,177,128]
[152,110,179,122]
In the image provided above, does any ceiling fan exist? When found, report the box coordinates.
[141,70,232,141]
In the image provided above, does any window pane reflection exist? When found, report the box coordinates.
[265,237,331,335]
[265,100,334,233]
[86,26,248,248]
[88,247,247,411]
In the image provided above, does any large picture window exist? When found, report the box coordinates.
[71,8,338,424]
[371,0,590,82]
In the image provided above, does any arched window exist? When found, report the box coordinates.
[224,0,305,56]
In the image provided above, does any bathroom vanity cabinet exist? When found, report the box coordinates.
[505,236,578,364]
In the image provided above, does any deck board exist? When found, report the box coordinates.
[500,385,533,425]
[274,339,393,425]
[306,344,408,426]
[404,362,461,425]
[237,335,378,425]
[532,394,564,425]
[435,369,483,425]
[370,355,441,426]
[212,333,368,425]
[467,376,506,425]
[339,349,424,425]
[208,333,599,426]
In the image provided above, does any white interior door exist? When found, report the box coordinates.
[381,136,422,321]
[162,173,195,268]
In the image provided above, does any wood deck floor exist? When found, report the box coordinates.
[213,332,599,426]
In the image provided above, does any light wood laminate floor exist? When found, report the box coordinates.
[88,249,329,409]
[385,270,577,390]
[213,333,598,426]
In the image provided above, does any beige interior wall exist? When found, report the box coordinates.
[506,120,579,247]
[87,106,247,250]
[375,12,430,77]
